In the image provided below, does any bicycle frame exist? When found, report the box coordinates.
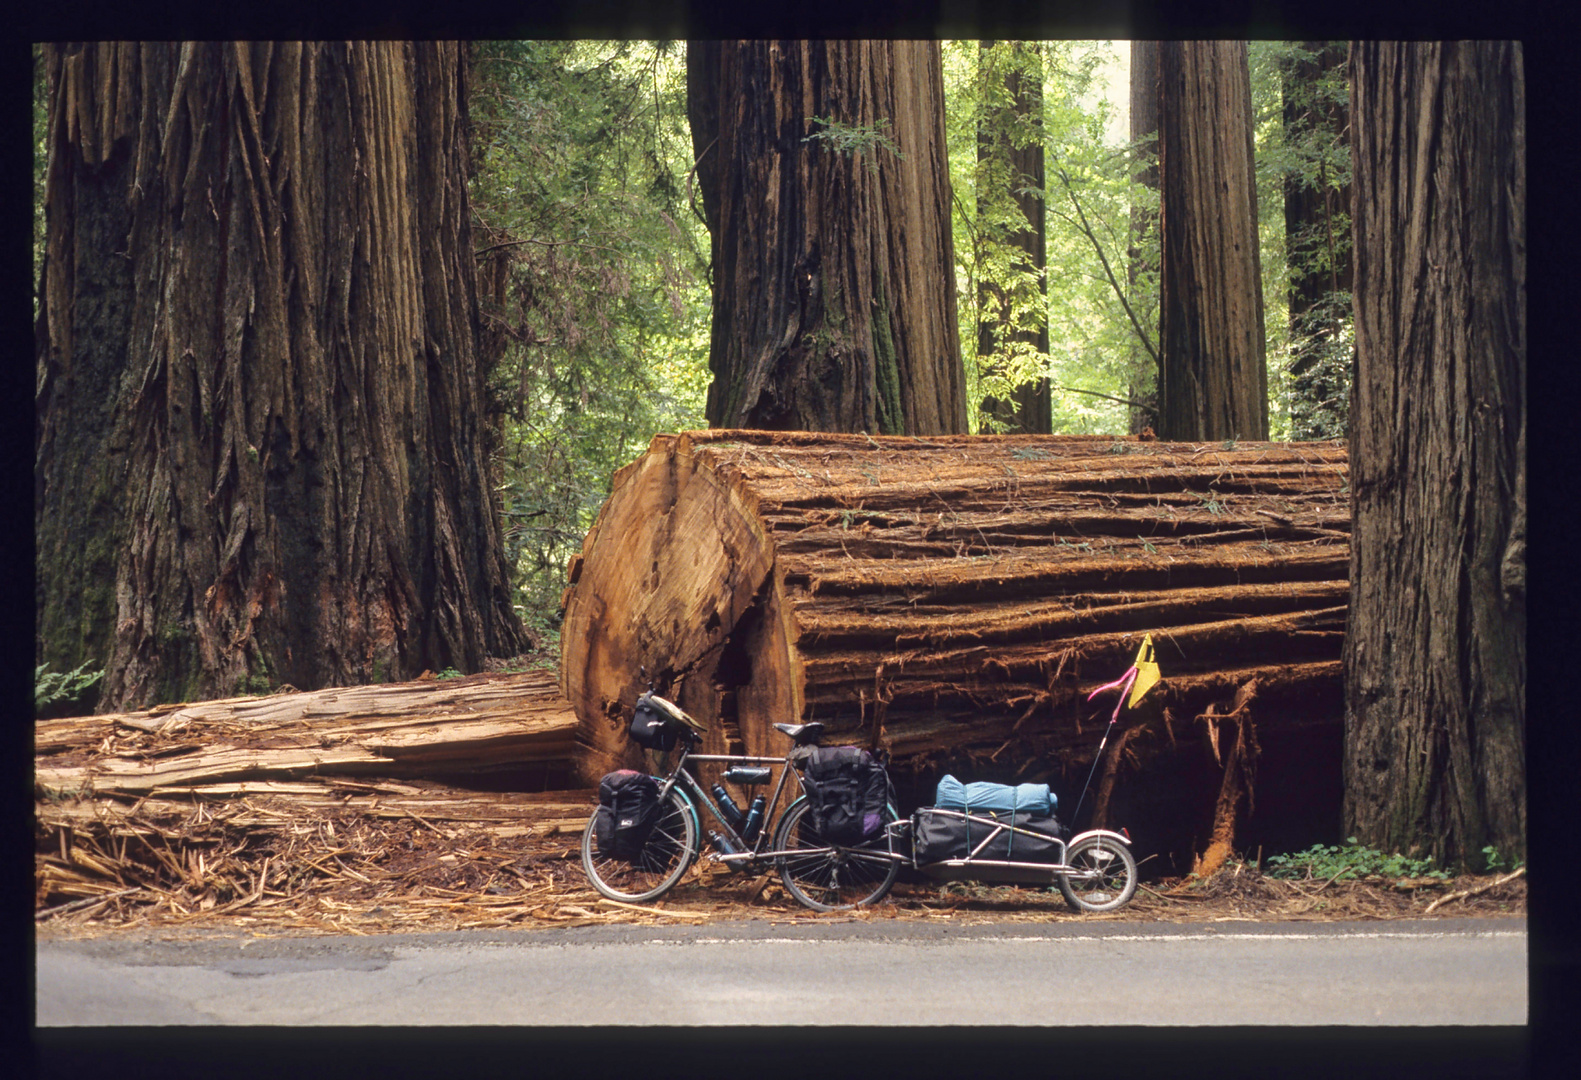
[656,745,808,866]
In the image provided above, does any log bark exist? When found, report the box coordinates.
[37,781,592,843]
[561,430,1349,792]
[34,669,578,797]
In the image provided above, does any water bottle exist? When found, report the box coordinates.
[707,830,741,856]
[711,784,746,831]
[740,795,767,842]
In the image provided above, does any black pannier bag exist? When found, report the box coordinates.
[628,703,676,750]
[799,746,890,846]
[594,770,662,860]
[912,808,1068,865]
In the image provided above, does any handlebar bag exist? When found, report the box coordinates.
[594,770,662,861]
[799,746,890,846]
[628,704,678,750]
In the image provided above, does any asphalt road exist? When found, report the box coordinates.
[35,917,1525,1027]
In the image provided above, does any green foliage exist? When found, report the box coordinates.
[35,661,103,715]
[468,41,711,636]
[436,667,463,680]
[943,41,1158,435]
[1248,41,1353,441]
[1285,290,1354,440]
[1265,837,1450,882]
[802,116,903,172]
[1481,845,1524,873]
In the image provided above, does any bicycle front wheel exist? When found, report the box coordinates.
[581,786,698,903]
[1058,834,1139,912]
[773,799,899,912]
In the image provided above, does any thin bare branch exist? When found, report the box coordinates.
[1056,169,1162,376]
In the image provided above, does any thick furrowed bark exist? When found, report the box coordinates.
[1344,42,1525,867]
[1156,41,1268,442]
[35,43,523,711]
[688,41,966,435]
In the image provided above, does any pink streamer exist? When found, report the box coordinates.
[1086,665,1138,723]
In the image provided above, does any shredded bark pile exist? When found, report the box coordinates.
[36,780,1525,937]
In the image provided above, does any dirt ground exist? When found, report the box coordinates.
[34,790,1527,941]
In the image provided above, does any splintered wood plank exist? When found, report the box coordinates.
[34,669,578,796]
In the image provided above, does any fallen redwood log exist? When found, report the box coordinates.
[561,430,1349,792]
[35,669,579,797]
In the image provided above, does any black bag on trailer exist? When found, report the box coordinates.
[593,770,662,861]
[912,808,1067,865]
[799,746,891,846]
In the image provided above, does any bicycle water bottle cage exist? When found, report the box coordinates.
[773,721,825,746]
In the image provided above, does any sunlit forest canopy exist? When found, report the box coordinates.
[452,40,1350,636]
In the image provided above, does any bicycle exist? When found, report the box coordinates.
[579,692,901,912]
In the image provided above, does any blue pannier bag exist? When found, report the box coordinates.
[933,775,1055,817]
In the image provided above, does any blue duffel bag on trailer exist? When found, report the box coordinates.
[933,775,1055,817]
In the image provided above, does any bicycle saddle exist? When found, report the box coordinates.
[774,721,825,746]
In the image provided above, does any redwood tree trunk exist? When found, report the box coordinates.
[35,42,525,710]
[976,42,1050,435]
[1343,41,1525,867]
[687,40,967,434]
[1127,39,1161,435]
[1156,41,1268,442]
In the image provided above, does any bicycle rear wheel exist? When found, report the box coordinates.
[1057,834,1138,912]
[774,799,899,912]
[581,786,698,903]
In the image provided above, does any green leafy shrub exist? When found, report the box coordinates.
[1264,837,1449,882]
[1481,845,1524,873]
[35,661,103,715]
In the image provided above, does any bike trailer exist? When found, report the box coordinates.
[913,807,1068,864]
[911,771,1071,884]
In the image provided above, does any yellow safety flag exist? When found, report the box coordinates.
[1127,634,1161,708]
